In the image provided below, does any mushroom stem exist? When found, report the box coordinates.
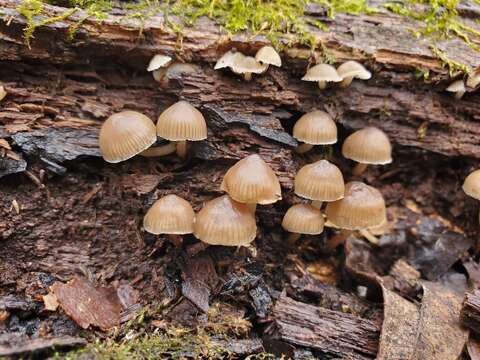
[140,143,177,157]
[340,76,354,87]
[311,200,323,209]
[244,73,252,81]
[287,232,301,244]
[455,90,465,99]
[167,234,183,247]
[353,163,368,176]
[295,143,314,154]
[318,81,327,89]
[327,229,352,249]
[358,229,380,245]
[176,140,189,158]
[247,203,257,213]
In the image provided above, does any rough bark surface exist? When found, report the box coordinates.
[461,290,480,334]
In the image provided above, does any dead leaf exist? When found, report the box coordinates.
[42,293,58,311]
[51,277,122,331]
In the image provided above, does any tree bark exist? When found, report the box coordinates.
[461,290,480,334]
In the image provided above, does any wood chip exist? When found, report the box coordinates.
[42,293,59,311]
[10,199,20,214]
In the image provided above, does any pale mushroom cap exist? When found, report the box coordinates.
[143,194,195,235]
[302,64,342,82]
[337,61,372,80]
[231,53,268,74]
[214,50,236,70]
[147,54,172,72]
[325,181,386,230]
[156,101,208,141]
[463,169,480,200]
[282,204,325,235]
[342,127,392,165]
[99,111,157,163]
[293,110,337,145]
[220,154,282,205]
[255,46,282,67]
[446,80,466,92]
[194,195,257,246]
[295,160,345,201]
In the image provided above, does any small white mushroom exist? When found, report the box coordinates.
[214,50,236,70]
[255,46,282,72]
[446,79,466,99]
[302,63,342,89]
[466,72,480,89]
[147,54,173,82]
[337,61,372,87]
[230,53,268,81]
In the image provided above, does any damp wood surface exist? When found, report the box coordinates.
[0,0,480,358]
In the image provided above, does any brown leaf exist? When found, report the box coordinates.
[51,277,122,331]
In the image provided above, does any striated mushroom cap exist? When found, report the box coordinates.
[293,110,337,145]
[342,127,392,165]
[282,204,324,235]
[302,64,342,82]
[156,101,208,141]
[337,61,371,80]
[295,160,345,202]
[255,46,282,67]
[463,169,480,200]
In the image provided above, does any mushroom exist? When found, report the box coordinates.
[214,51,267,81]
[156,100,208,158]
[337,61,371,87]
[342,127,392,175]
[446,79,466,99]
[99,110,157,163]
[147,54,173,82]
[214,50,236,70]
[463,169,480,223]
[282,204,324,243]
[302,63,342,89]
[325,181,386,248]
[292,110,337,153]
[143,194,195,246]
[295,159,345,209]
[194,195,257,246]
[255,46,282,72]
[220,154,282,211]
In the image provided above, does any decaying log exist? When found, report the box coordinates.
[265,294,380,359]
[461,290,480,334]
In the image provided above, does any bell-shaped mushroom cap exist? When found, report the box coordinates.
[293,110,337,145]
[156,101,208,141]
[463,169,480,200]
[302,64,342,82]
[194,195,257,246]
[446,79,466,93]
[325,181,386,230]
[337,61,372,80]
[214,50,236,70]
[143,194,195,235]
[282,204,325,235]
[342,127,392,165]
[99,111,157,163]
[255,46,282,67]
[147,54,172,72]
[220,154,282,205]
[295,160,345,201]
[230,53,268,75]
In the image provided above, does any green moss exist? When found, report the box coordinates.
[430,45,471,74]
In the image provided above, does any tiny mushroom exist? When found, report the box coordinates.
[295,159,345,209]
[302,63,342,89]
[147,54,173,82]
[342,127,392,175]
[99,110,157,163]
[194,195,257,246]
[155,100,208,158]
[292,110,337,153]
[220,154,282,211]
[214,50,236,70]
[446,79,466,99]
[215,51,267,81]
[143,194,195,246]
[325,181,386,247]
[282,204,324,243]
[337,61,372,87]
[255,46,282,71]
[463,169,480,223]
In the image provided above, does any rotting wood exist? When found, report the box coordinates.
[461,289,480,334]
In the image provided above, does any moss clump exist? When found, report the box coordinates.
[430,45,471,74]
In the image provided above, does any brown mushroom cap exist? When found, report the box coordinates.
[337,61,371,80]
[99,111,157,163]
[295,160,345,201]
[194,195,257,246]
[463,169,480,200]
[156,101,208,141]
[220,154,282,205]
[255,46,282,67]
[325,181,386,230]
[302,64,342,82]
[282,204,325,235]
[293,110,337,145]
[143,194,195,235]
[342,127,392,165]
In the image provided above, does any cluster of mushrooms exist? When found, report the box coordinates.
[97,45,480,251]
